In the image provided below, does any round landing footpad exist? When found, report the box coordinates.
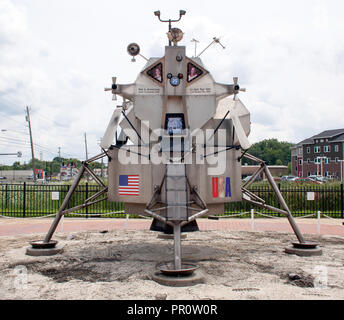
[26,240,63,256]
[285,241,322,257]
[158,262,199,276]
[30,240,58,249]
[152,262,204,287]
[157,234,187,240]
[292,241,318,249]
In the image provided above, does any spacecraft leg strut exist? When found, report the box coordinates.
[26,152,109,255]
[173,222,182,270]
[241,152,322,256]
[44,165,86,243]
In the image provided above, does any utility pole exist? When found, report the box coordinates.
[26,106,36,182]
[57,147,62,181]
[98,138,104,178]
[84,132,89,181]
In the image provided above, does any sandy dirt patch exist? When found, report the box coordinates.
[0,229,343,300]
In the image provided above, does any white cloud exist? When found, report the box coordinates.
[1,0,344,165]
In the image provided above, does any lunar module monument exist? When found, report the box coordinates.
[27,10,321,285]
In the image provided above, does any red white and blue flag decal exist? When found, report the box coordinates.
[118,175,140,196]
[212,177,231,198]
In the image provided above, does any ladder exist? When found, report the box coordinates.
[165,163,189,221]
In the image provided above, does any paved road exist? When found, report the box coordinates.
[0,217,343,237]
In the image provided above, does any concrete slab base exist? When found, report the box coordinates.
[284,246,322,257]
[157,233,187,240]
[152,269,205,287]
[26,244,64,256]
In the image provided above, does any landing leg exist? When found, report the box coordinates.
[263,165,305,243]
[152,220,205,286]
[44,166,85,243]
[26,153,108,256]
[242,153,322,256]
[173,222,182,270]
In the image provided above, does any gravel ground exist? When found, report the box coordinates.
[0,229,343,300]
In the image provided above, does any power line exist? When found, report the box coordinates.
[34,112,67,128]
[0,133,60,155]
[0,136,30,144]
[0,137,51,152]
[0,129,29,135]
[0,112,27,126]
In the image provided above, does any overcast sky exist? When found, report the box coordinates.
[1,0,344,165]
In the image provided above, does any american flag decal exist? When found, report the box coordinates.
[118,175,140,196]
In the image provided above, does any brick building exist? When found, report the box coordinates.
[291,129,344,179]
[242,165,288,178]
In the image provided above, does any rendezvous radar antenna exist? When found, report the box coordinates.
[190,38,199,57]
[26,10,322,287]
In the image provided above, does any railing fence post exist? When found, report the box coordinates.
[251,208,254,231]
[317,210,321,236]
[60,215,64,232]
[277,182,281,216]
[5,184,8,209]
[86,182,88,219]
[341,183,343,219]
[23,182,26,218]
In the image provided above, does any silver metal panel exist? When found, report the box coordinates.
[107,148,153,203]
[133,95,163,131]
[166,164,188,221]
[161,135,191,152]
[166,96,184,114]
[119,105,140,144]
[167,163,185,176]
[164,46,186,96]
[216,97,250,137]
[186,149,242,204]
[166,177,186,190]
[186,95,216,131]
[167,190,187,204]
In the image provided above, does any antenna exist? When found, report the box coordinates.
[233,77,246,101]
[153,10,186,46]
[104,77,118,100]
[191,38,199,57]
[197,37,226,58]
[127,43,149,62]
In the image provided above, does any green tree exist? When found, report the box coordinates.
[12,161,21,170]
[243,138,294,166]
[4,157,92,175]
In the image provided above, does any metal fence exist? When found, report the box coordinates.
[0,183,124,218]
[0,182,343,218]
[226,183,344,218]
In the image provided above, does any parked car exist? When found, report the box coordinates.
[304,175,324,184]
[280,175,297,182]
[242,175,262,183]
[288,176,300,182]
[242,175,252,183]
[308,175,326,182]
[0,176,7,180]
